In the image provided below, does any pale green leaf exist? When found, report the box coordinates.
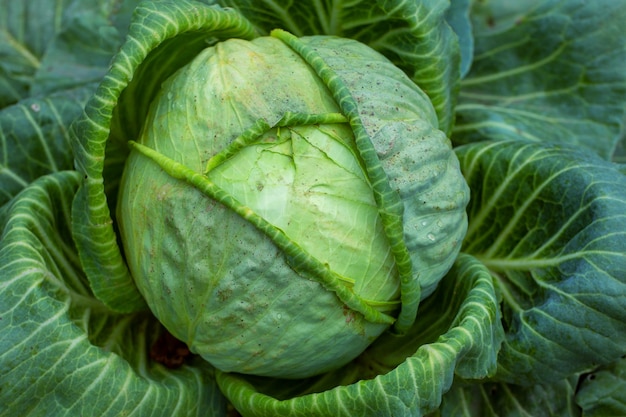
[70,0,257,313]
[217,254,503,417]
[116,30,468,376]
[213,0,461,134]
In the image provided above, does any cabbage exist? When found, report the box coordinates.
[116,34,468,378]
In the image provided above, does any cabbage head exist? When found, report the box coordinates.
[116,32,469,379]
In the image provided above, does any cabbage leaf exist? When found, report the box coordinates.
[0,172,226,416]
[1,0,626,415]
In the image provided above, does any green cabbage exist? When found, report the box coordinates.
[116,34,468,378]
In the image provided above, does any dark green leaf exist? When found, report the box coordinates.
[0,0,142,207]
[457,140,626,385]
[0,87,92,207]
[0,0,140,107]
[437,376,581,417]
[446,0,473,78]
[31,1,129,97]
[454,0,626,159]
[576,356,626,416]
[0,0,63,106]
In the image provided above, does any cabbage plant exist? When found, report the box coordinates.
[1,0,626,416]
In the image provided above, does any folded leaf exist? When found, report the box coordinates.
[214,0,461,134]
[217,254,503,417]
[0,171,227,416]
[70,0,257,313]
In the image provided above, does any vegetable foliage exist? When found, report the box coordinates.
[1,0,625,415]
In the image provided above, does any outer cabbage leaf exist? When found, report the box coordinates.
[217,254,503,417]
[70,0,257,313]
[614,121,626,163]
[576,356,626,416]
[0,89,90,207]
[445,0,473,78]
[456,140,626,385]
[212,0,461,135]
[467,0,539,33]
[0,0,141,105]
[0,0,141,207]
[29,0,138,98]
[283,33,469,303]
[454,0,626,160]
[0,0,72,106]
[436,376,581,417]
[0,172,227,417]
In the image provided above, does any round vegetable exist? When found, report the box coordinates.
[117,34,468,378]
